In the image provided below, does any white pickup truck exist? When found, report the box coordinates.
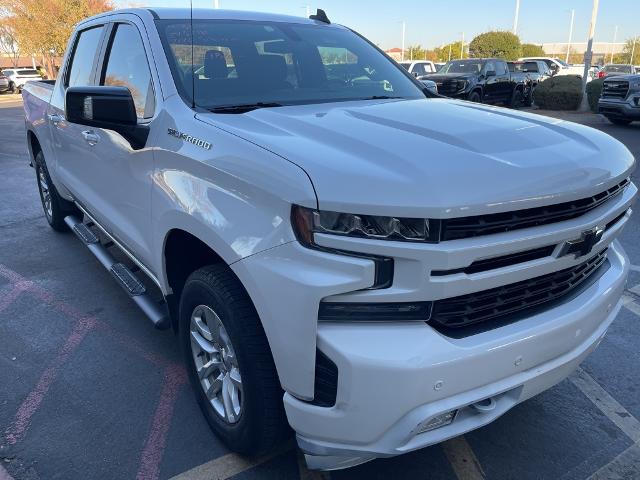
[22,7,637,471]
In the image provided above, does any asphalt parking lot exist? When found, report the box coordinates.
[1,93,640,480]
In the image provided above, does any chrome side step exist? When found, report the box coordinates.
[65,215,170,330]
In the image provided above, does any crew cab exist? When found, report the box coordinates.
[22,8,636,471]
[420,58,530,106]
[599,74,640,125]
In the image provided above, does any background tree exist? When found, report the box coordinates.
[433,42,468,62]
[622,37,639,65]
[521,43,544,57]
[0,0,113,77]
[0,24,20,67]
[469,31,522,60]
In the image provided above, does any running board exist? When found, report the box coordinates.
[64,215,170,330]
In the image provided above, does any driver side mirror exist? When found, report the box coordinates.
[65,86,149,150]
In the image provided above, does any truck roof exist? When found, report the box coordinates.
[82,7,324,26]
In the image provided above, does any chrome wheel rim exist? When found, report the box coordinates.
[190,305,243,424]
[38,168,53,220]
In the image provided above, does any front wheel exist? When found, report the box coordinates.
[468,91,482,103]
[606,117,632,126]
[8,82,16,94]
[179,265,288,455]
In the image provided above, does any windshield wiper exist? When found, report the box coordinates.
[361,95,405,100]
[209,102,284,114]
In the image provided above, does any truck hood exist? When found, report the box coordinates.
[420,73,476,83]
[197,98,634,217]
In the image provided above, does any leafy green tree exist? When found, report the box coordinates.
[469,31,522,60]
[434,42,468,62]
[622,37,639,65]
[521,43,544,57]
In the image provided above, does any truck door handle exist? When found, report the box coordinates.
[81,130,100,146]
[47,113,63,126]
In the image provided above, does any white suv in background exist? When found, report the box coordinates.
[2,68,41,93]
[519,57,585,77]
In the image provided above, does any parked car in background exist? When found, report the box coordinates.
[518,57,584,77]
[1,68,42,93]
[597,64,636,79]
[599,74,640,125]
[399,60,436,77]
[434,62,446,71]
[420,58,531,106]
[0,72,9,93]
[507,60,552,106]
[420,79,438,95]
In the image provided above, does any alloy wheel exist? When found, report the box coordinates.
[190,305,243,424]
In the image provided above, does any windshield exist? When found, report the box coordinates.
[555,59,570,67]
[604,65,632,73]
[439,60,484,74]
[17,69,39,75]
[156,19,424,110]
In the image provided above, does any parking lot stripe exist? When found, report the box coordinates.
[441,436,485,480]
[587,442,640,479]
[136,364,187,480]
[169,442,293,480]
[0,464,15,480]
[0,283,27,314]
[3,315,97,445]
[569,368,640,443]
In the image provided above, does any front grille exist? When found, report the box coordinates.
[601,80,629,99]
[436,80,460,96]
[440,178,629,241]
[430,249,608,331]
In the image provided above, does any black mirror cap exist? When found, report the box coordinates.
[65,86,148,150]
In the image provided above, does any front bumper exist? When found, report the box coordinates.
[599,97,640,120]
[286,242,628,470]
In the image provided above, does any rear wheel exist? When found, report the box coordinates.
[34,151,77,232]
[179,265,288,455]
[606,117,632,126]
[8,82,16,94]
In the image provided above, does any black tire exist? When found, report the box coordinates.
[509,88,525,108]
[8,82,16,94]
[523,88,534,107]
[34,151,77,232]
[606,117,632,126]
[179,265,289,455]
[468,91,482,103]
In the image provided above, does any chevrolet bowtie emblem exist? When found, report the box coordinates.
[559,227,605,258]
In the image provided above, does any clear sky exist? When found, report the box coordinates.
[121,0,639,50]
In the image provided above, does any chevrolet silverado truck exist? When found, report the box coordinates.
[599,74,640,126]
[22,7,637,471]
[420,58,530,106]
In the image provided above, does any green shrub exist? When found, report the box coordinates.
[521,43,545,57]
[533,75,583,110]
[469,31,522,60]
[586,78,605,113]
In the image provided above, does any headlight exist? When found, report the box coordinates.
[291,205,440,244]
[456,79,468,90]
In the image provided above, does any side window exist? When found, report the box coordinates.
[413,64,426,76]
[102,23,155,119]
[484,62,495,74]
[495,62,507,76]
[66,26,104,87]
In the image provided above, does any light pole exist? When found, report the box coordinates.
[610,25,618,63]
[448,43,452,62]
[565,9,575,64]
[580,0,599,111]
[460,32,464,59]
[401,21,406,62]
[513,0,520,35]
[631,37,637,65]
[304,5,311,17]
[214,0,219,8]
